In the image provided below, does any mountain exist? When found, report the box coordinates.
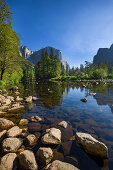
[20,46,67,68]
[93,44,113,68]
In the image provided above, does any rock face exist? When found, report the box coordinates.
[0,118,14,130]
[93,44,113,72]
[0,153,17,170]
[37,147,53,165]
[46,160,79,170]
[58,121,68,128]
[18,150,38,170]
[20,46,68,68]
[76,132,108,158]
[41,128,61,145]
[26,134,37,146]
[2,137,23,153]
[7,126,22,137]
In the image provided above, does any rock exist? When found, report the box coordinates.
[18,150,38,170]
[3,98,11,105]
[19,119,28,125]
[26,134,37,146]
[15,91,20,95]
[82,85,86,87]
[2,89,7,94]
[0,94,6,104]
[7,96,14,102]
[15,96,23,102]
[30,116,42,122]
[37,147,53,165]
[32,96,38,100]
[89,93,96,95]
[12,103,20,108]
[7,126,22,137]
[76,132,108,158]
[58,121,67,128]
[0,130,7,141]
[0,111,6,117]
[41,128,61,145]
[81,98,87,102]
[0,105,9,111]
[45,160,79,170]
[8,105,24,112]
[0,118,14,130]
[0,153,17,170]
[25,96,32,103]
[2,137,23,153]
[9,86,18,92]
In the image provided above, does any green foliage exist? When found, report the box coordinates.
[36,51,63,79]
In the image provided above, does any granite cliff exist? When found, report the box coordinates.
[20,46,67,68]
[93,44,113,68]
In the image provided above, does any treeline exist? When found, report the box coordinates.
[35,48,66,79]
[56,61,110,80]
[0,0,35,85]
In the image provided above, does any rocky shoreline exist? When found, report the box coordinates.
[0,86,108,170]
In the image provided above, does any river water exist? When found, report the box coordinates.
[4,81,113,170]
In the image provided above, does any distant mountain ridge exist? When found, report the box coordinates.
[93,44,113,68]
[20,46,68,68]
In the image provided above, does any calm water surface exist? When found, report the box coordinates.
[4,81,113,170]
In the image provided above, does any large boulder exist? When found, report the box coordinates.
[7,126,22,137]
[45,160,79,170]
[26,134,37,146]
[37,147,53,165]
[2,137,23,153]
[0,118,14,130]
[76,132,108,158]
[0,130,7,142]
[18,150,38,170]
[41,128,61,145]
[0,153,17,170]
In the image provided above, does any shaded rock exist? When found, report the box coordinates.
[37,147,53,165]
[2,89,7,94]
[26,134,37,146]
[62,141,72,155]
[45,160,79,170]
[8,105,24,112]
[41,128,61,145]
[9,86,18,92]
[76,132,108,158]
[81,98,87,102]
[28,122,41,132]
[19,119,28,125]
[25,96,32,103]
[18,150,38,170]
[30,116,42,122]
[0,118,14,130]
[0,111,6,117]
[12,103,20,108]
[7,126,22,137]
[52,149,64,161]
[7,96,14,102]
[15,96,23,102]
[58,121,67,128]
[65,156,78,167]
[2,137,23,153]
[0,153,17,170]
[0,105,9,111]
[0,130,7,142]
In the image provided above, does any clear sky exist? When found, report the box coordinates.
[6,0,113,67]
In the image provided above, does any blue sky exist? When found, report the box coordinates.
[6,0,113,67]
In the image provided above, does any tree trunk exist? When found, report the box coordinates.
[0,69,5,80]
